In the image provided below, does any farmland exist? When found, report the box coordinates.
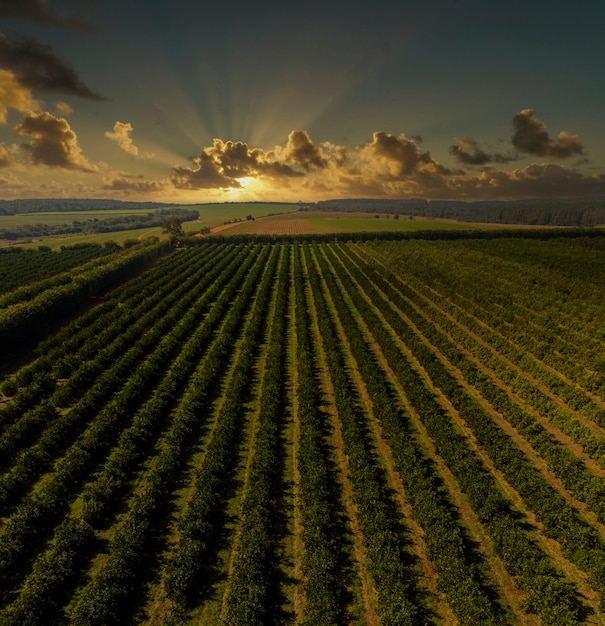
[1,233,605,624]
[214,210,524,236]
[0,203,298,249]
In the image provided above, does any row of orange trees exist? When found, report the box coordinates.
[1,238,604,623]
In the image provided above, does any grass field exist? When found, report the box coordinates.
[214,210,561,236]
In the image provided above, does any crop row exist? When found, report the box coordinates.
[221,244,291,625]
[0,239,603,624]
[0,245,249,516]
[0,239,171,352]
[304,243,422,625]
[0,245,263,596]
[333,242,600,622]
[365,239,605,395]
[0,244,112,295]
[0,244,271,622]
[291,243,349,624]
[164,244,280,619]
[347,244,605,519]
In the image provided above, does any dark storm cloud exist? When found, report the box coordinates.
[0,0,94,32]
[172,138,302,190]
[449,138,519,165]
[0,33,105,100]
[15,110,97,172]
[512,109,585,159]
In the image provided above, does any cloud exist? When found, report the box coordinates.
[364,131,455,179]
[472,162,605,198]
[0,144,11,167]
[102,171,168,193]
[283,130,328,170]
[449,138,519,165]
[0,0,94,31]
[105,121,153,159]
[172,138,302,190]
[512,109,585,159]
[0,33,104,100]
[56,101,73,116]
[0,171,26,190]
[14,110,98,172]
[0,68,42,123]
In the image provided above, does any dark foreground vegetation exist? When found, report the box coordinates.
[1,229,605,624]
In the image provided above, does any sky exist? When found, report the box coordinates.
[0,0,604,204]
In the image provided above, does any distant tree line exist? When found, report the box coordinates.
[313,197,605,227]
[0,209,198,241]
[0,199,171,215]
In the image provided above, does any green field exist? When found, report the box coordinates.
[1,233,605,624]
[209,210,564,236]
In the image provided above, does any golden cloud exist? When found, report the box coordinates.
[51,121,601,202]
[0,170,26,190]
[365,131,438,178]
[105,121,153,159]
[472,162,605,198]
[102,171,168,193]
[14,111,98,172]
[0,144,12,168]
[56,101,74,116]
[0,68,41,123]
[172,138,302,190]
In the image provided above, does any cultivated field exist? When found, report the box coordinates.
[0,203,298,249]
[1,235,605,624]
[216,211,511,236]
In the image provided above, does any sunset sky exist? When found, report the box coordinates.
[1,0,604,203]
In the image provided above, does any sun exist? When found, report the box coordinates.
[236,176,253,188]
[228,176,261,199]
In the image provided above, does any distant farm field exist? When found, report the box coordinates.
[1,235,605,624]
[0,203,298,249]
[216,210,553,235]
